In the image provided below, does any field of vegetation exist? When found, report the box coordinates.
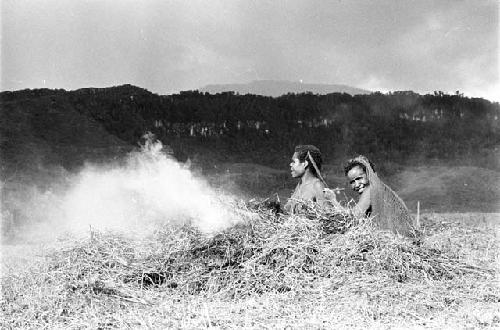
[1,86,499,328]
[2,202,498,329]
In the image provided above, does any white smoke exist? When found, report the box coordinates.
[63,138,234,234]
[2,136,239,241]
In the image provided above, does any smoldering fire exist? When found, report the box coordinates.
[2,138,238,241]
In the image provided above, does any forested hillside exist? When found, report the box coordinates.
[1,85,499,175]
[0,88,132,175]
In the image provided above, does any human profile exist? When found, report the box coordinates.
[283,145,327,214]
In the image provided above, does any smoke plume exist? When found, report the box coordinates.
[2,136,239,242]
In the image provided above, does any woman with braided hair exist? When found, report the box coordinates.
[325,155,417,237]
[284,145,327,214]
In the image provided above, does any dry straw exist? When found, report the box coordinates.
[2,200,497,328]
[29,200,493,298]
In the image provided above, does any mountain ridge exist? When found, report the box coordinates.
[199,80,370,97]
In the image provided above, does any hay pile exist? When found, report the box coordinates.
[40,200,492,302]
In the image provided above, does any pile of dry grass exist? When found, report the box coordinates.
[35,200,493,303]
[2,200,498,328]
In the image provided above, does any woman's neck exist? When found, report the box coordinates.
[300,170,317,184]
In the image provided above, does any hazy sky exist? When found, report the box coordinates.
[2,0,499,100]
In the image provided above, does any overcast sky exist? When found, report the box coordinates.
[2,0,499,100]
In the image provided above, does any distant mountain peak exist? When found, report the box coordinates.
[199,80,370,97]
[74,84,153,96]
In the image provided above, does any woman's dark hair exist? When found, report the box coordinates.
[294,145,322,177]
[344,156,376,176]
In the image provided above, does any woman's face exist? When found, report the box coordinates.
[290,152,307,178]
[347,165,369,194]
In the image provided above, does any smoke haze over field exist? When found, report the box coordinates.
[1,137,239,242]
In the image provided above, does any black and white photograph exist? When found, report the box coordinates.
[1,0,499,328]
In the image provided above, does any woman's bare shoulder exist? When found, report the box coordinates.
[312,179,326,190]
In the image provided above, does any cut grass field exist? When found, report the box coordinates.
[1,206,498,329]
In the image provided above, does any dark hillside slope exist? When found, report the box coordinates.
[2,86,499,174]
[0,90,132,176]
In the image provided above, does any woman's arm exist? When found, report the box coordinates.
[324,186,371,217]
[352,187,371,217]
[323,188,343,208]
[312,181,328,207]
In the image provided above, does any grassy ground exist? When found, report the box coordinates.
[206,164,500,213]
[1,209,498,329]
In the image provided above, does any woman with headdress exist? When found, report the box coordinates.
[325,155,417,237]
[284,145,327,214]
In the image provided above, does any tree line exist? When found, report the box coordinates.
[2,85,499,170]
